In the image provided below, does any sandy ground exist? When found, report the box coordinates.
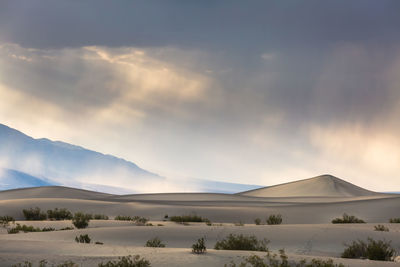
[1,180,400,266]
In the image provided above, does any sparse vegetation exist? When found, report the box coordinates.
[342,238,396,261]
[115,215,133,221]
[254,218,262,225]
[59,226,74,231]
[23,207,47,220]
[157,224,164,226]
[0,215,15,227]
[225,249,345,267]
[169,214,208,223]
[75,234,91,243]
[93,214,109,220]
[72,212,91,229]
[192,237,207,254]
[95,241,104,245]
[332,213,365,224]
[47,208,73,220]
[215,234,269,252]
[12,260,78,267]
[7,223,55,234]
[266,214,282,225]
[374,225,389,232]
[132,216,149,225]
[145,237,166,247]
[98,255,150,267]
[234,222,244,226]
[389,218,400,223]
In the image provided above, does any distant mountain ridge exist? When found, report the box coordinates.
[0,123,261,193]
[239,174,380,197]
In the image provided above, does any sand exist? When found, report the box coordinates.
[1,175,400,266]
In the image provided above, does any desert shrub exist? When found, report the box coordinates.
[115,215,133,221]
[96,241,104,245]
[389,218,400,223]
[332,213,365,224]
[75,234,91,243]
[169,214,208,223]
[342,238,395,261]
[215,234,269,252]
[234,222,244,226]
[72,212,91,229]
[23,207,47,220]
[145,237,166,247]
[0,215,15,227]
[47,208,73,220]
[254,218,262,225]
[41,227,56,232]
[266,214,282,225]
[192,237,207,254]
[157,224,164,226]
[59,226,74,231]
[8,223,42,233]
[98,255,150,267]
[93,214,109,220]
[226,250,345,267]
[12,260,78,267]
[132,216,149,225]
[374,225,389,232]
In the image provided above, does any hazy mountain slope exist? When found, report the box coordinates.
[238,174,381,197]
[0,123,162,191]
[0,169,55,190]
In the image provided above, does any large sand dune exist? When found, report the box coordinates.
[0,175,399,266]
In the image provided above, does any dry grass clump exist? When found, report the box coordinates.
[75,234,91,243]
[12,260,78,267]
[225,249,345,267]
[93,214,109,220]
[342,238,396,261]
[331,213,365,224]
[374,225,389,232]
[266,214,283,225]
[98,255,150,267]
[192,237,207,254]
[170,214,209,224]
[215,234,269,252]
[0,215,15,227]
[7,223,55,234]
[145,237,166,247]
[389,218,400,223]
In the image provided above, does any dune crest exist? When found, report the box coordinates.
[238,174,380,197]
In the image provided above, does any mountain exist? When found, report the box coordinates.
[238,174,380,197]
[0,123,162,192]
[0,168,55,190]
[0,123,259,193]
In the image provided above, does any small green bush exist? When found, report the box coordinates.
[374,225,389,232]
[266,214,282,225]
[170,214,208,223]
[215,234,269,252]
[41,227,56,232]
[342,238,395,261]
[225,249,345,267]
[8,223,41,233]
[93,214,109,220]
[192,237,207,254]
[47,208,73,220]
[75,234,91,243]
[0,215,15,227]
[72,212,91,229]
[254,218,262,225]
[98,255,150,267]
[145,237,166,247]
[332,213,365,224]
[115,215,133,221]
[389,218,400,223]
[23,207,47,220]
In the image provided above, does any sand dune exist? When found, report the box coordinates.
[239,174,382,197]
[1,175,399,266]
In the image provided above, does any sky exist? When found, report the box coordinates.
[1,0,400,191]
